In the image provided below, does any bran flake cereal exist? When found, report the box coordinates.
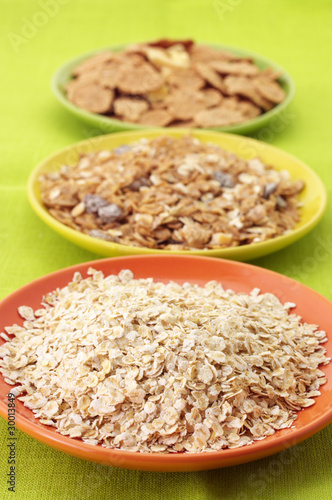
[65,39,287,128]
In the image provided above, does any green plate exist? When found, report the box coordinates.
[51,43,295,136]
[27,129,326,261]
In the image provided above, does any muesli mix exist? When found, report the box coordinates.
[39,135,304,250]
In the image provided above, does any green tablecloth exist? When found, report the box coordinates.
[1,0,332,498]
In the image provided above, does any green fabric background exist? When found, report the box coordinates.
[0,0,332,498]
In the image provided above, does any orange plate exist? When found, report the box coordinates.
[0,255,331,472]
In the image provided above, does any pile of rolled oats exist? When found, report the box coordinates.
[66,39,286,128]
[40,135,304,250]
[0,269,329,453]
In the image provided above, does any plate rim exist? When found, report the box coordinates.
[27,128,327,261]
[51,41,296,136]
[0,254,331,471]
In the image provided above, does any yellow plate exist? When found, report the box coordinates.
[27,129,327,261]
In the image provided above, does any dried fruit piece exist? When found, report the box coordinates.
[113,144,132,155]
[144,45,191,69]
[212,171,235,187]
[147,39,194,50]
[83,194,108,214]
[210,232,233,245]
[146,85,170,103]
[98,204,123,223]
[127,177,149,191]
